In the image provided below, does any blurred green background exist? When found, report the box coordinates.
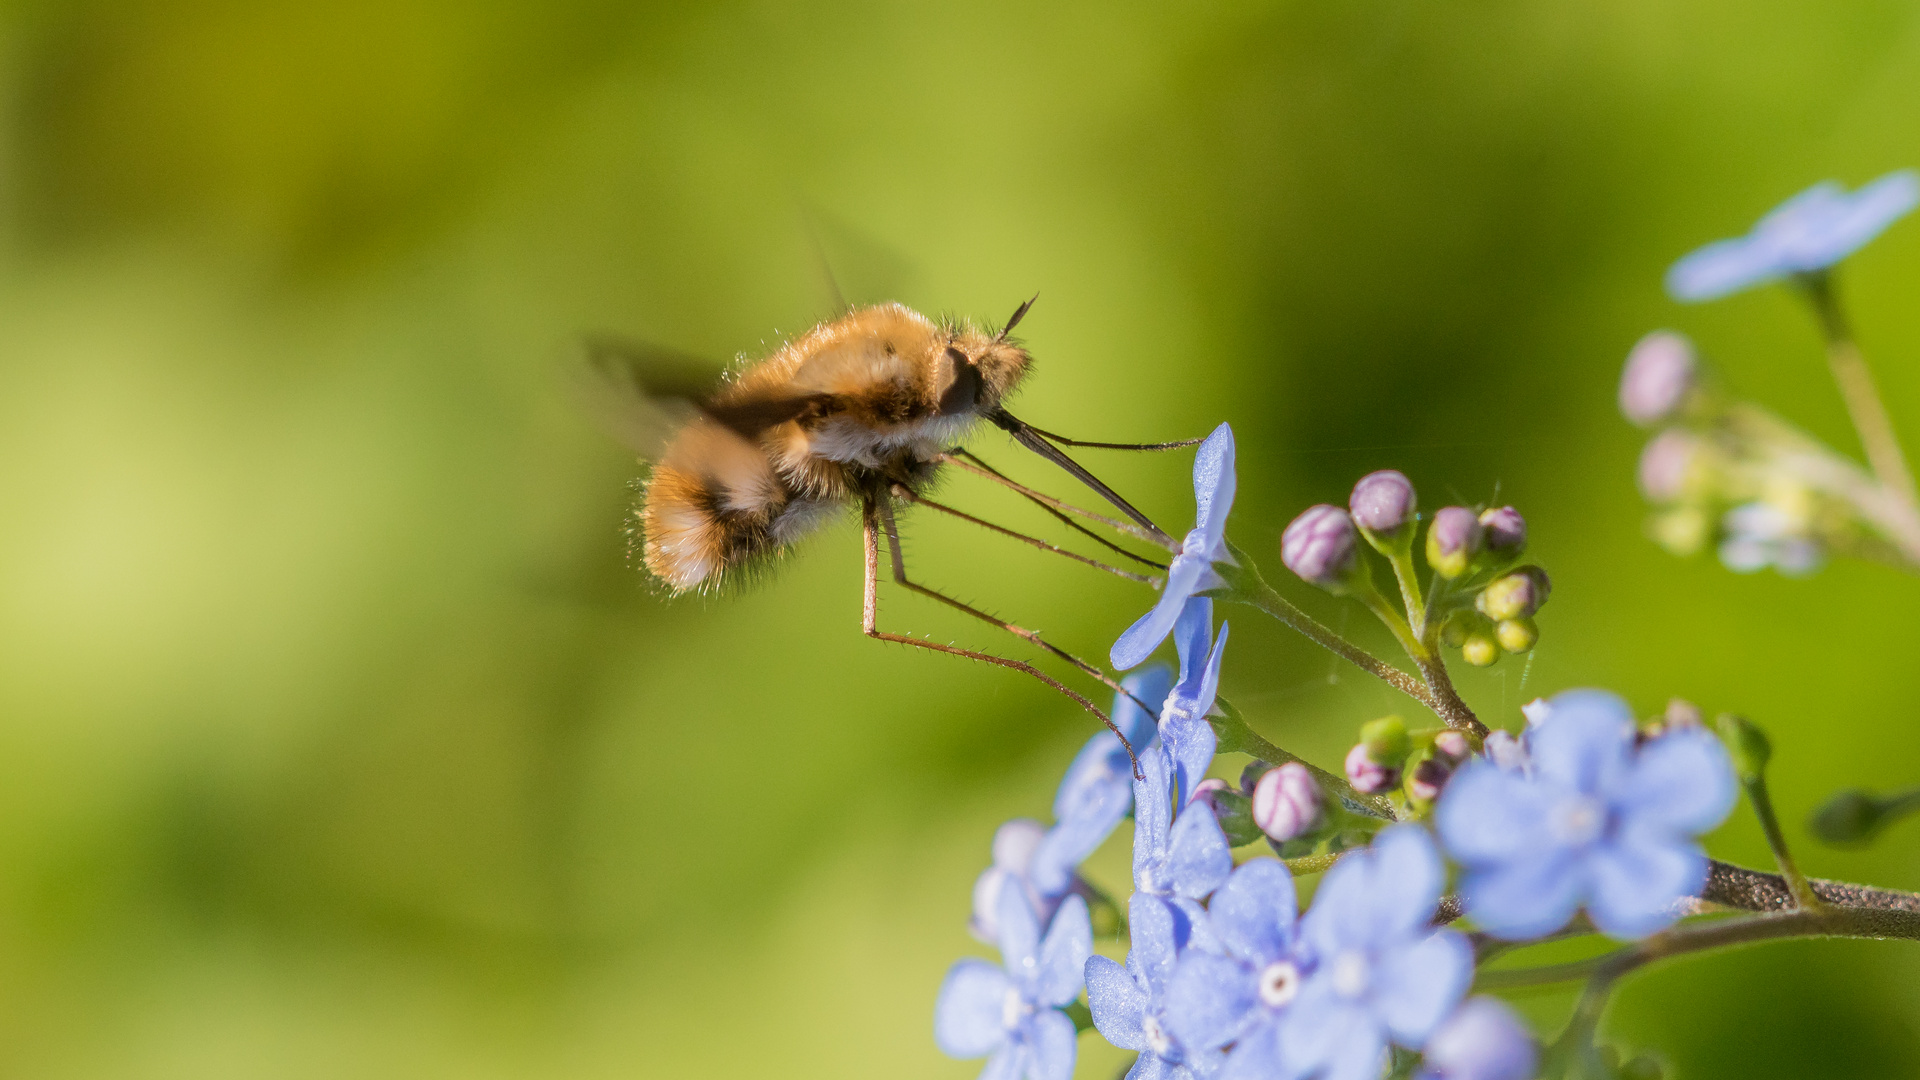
[0,1,1917,1076]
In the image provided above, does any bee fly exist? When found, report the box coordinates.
[587,298,1196,762]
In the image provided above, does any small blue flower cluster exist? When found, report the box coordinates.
[935,427,1739,1080]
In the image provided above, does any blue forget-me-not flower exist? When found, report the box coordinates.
[1159,598,1228,809]
[1436,689,1737,940]
[974,669,1171,941]
[1086,892,1227,1080]
[1133,740,1233,952]
[1416,997,1538,1080]
[937,888,1094,1080]
[1165,829,1470,1080]
[1667,170,1920,301]
[1112,423,1236,670]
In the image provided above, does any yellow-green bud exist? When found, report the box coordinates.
[1440,609,1472,648]
[1360,715,1412,767]
[1478,566,1551,621]
[1810,789,1882,846]
[1496,617,1537,653]
[1426,506,1484,579]
[1714,714,1771,782]
[1461,632,1500,667]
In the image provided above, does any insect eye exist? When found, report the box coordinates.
[937,346,981,415]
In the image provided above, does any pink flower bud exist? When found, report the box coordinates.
[1620,331,1697,427]
[1190,777,1231,807]
[1345,742,1400,794]
[1478,506,1526,557]
[1407,755,1455,803]
[1426,506,1484,579]
[1432,730,1471,765]
[1349,470,1417,534]
[1252,762,1322,842]
[1637,430,1699,502]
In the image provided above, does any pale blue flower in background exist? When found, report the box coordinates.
[1436,689,1736,940]
[937,889,1093,1080]
[1029,666,1172,898]
[1416,997,1538,1080]
[1112,424,1236,670]
[1667,170,1919,301]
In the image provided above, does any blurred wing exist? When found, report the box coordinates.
[577,333,839,457]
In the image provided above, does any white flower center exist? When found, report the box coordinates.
[1142,1014,1175,1056]
[1001,986,1030,1029]
[1258,960,1301,1008]
[1551,794,1608,846]
[1330,951,1371,999]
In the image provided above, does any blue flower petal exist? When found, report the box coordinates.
[1302,826,1442,957]
[1218,1020,1290,1080]
[1165,799,1234,900]
[1165,950,1257,1053]
[1191,423,1237,553]
[1128,891,1180,995]
[1207,859,1298,967]
[1086,954,1148,1052]
[1036,894,1094,1006]
[997,884,1043,981]
[1168,896,1223,956]
[1133,745,1174,883]
[1374,930,1472,1045]
[1459,853,1585,941]
[1617,727,1736,837]
[1527,691,1635,794]
[1113,665,1175,751]
[1026,1009,1078,1080]
[1584,836,1702,940]
[1115,556,1212,669]
[1275,993,1371,1080]
[1667,172,1919,300]
[978,1044,1026,1080]
[1666,236,1779,300]
[1435,762,1555,866]
[935,958,1014,1058]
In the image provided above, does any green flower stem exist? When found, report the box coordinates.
[1799,269,1920,506]
[1383,544,1430,638]
[1216,542,1482,727]
[1722,402,1920,566]
[1212,696,1398,820]
[1213,546,1437,709]
[1539,902,1920,1076]
[1743,771,1823,911]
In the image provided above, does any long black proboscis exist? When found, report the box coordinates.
[1022,422,1207,451]
[989,408,1175,545]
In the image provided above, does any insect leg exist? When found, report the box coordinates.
[886,482,1160,584]
[861,497,1143,774]
[874,496,1159,721]
[988,407,1175,546]
[942,449,1171,565]
[1019,423,1207,451]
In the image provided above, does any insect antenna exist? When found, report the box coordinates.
[995,294,1038,341]
[989,408,1177,548]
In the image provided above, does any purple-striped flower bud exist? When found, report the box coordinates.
[1190,777,1231,806]
[1478,506,1526,559]
[1344,742,1399,794]
[1426,506,1483,579]
[1619,331,1698,427]
[1349,470,1417,536]
[1251,762,1322,842]
[1477,566,1551,621]
[1281,504,1359,588]
[1637,430,1699,502]
[1406,754,1455,803]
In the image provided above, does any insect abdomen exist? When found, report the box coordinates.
[639,452,839,593]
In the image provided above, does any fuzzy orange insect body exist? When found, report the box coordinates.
[639,303,1033,592]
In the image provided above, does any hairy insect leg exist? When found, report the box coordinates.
[942,449,1170,567]
[873,496,1160,723]
[860,498,1144,775]
[886,482,1160,585]
[1020,422,1207,452]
